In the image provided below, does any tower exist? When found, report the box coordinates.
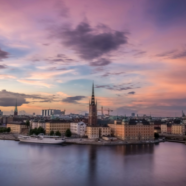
[88,83,97,126]
[14,99,18,116]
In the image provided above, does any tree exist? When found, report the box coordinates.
[65,129,72,137]
[29,127,45,135]
[55,131,61,136]
[7,127,11,133]
[50,131,54,136]
[37,126,45,134]
[154,133,159,139]
[26,120,30,127]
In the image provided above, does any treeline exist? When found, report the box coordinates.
[50,130,61,136]
[0,127,11,133]
[29,127,45,135]
[29,127,72,137]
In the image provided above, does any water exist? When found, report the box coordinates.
[0,141,186,186]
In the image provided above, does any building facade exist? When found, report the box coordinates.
[70,122,87,136]
[45,121,70,135]
[31,120,46,129]
[86,126,100,139]
[7,122,27,133]
[108,118,154,141]
[42,109,65,117]
[100,127,111,136]
[171,124,185,135]
[161,124,167,133]
[86,126,111,139]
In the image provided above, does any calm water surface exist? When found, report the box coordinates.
[0,141,186,186]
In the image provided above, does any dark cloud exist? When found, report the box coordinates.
[95,84,139,91]
[146,0,186,26]
[128,91,135,95]
[31,53,74,64]
[156,49,186,59]
[0,90,59,107]
[53,22,128,60]
[172,50,186,59]
[156,50,177,57]
[102,71,125,77]
[62,96,86,104]
[90,58,111,66]
[0,48,9,61]
[0,65,7,69]
[0,97,29,107]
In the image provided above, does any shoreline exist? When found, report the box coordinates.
[1,133,185,145]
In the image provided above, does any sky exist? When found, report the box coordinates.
[0,0,186,116]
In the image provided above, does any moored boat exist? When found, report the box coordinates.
[18,135,65,144]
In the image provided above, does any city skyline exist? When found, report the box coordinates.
[0,0,186,116]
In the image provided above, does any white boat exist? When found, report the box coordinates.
[18,135,65,144]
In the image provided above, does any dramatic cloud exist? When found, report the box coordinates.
[172,50,186,59]
[53,22,128,60]
[0,49,9,61]
[128,91,135,95]
[0,65,7,69]
[0,97,29,107]
[62,96,86,104]
[102,72,125,77]
[0,90,59,106]
[156,49,186,59]
[156,50,177,57]
[95,84,138,91]
[90,58,111,66]
[31,54,74,64]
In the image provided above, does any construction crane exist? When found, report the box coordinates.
[98,106,113,117]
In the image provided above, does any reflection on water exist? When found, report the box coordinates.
[0,141,186,186]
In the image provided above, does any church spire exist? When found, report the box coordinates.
[91,82,95,105]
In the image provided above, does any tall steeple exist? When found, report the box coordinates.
[88,82,97,126]
[91,82,95,105]
[14,99,18,116]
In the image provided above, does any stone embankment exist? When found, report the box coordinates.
[65,138,161,146]
[0,133,19,141]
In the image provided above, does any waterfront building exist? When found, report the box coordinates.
[86,126,111,139]
[161,124,167,133]
[7,122,27,133]
[171,124,185,135]
[100,127,111,136]
[160,117,186,135]
[31,119,46,129]
[86,126,100,139]
[108,117,154,141]
[70,121,87,137]
[45,120,70,135]
[42,109,65,117]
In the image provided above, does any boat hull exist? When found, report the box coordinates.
[19,137,65,144]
